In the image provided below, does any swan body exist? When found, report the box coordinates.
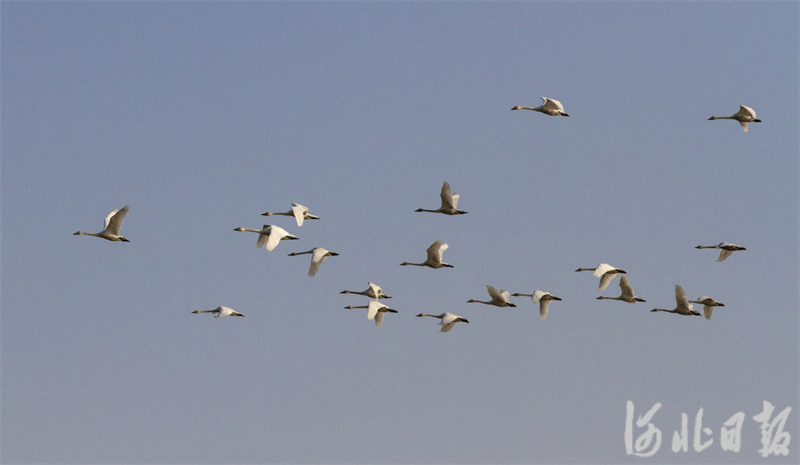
[689,296,725,320]
[234,224,298,251]
[596,275,646,304]
[575,263,627,290]
[651,285,701,316]
[262,203,319,227]
[695,242,746,262]
[467,285,516,307]
[400,240,453,269]
[288,247,338,276]
[345,300,398,327]
[73,206,130,242]
[708,105,761,132]
[192,306,244,318]
[512,290,562,320]
[511,97,569,116]
[415,312,469,332]
[415,181,467,215]
[340,282,391,299]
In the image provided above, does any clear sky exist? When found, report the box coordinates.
[2,2,798,463]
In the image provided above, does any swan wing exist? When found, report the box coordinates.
[598,272,617,291]
[256,231,269,249]
[291,203,307,227]
[532,289,548,303]
[539,300,551,320]
[104,206,129,235]
[593,263,615,278]
[308,248,331,277]
[367,300,382,320]
[486,285,504,301]
[618,274,635,299]
[737,105,756,119]
[703,306,714,320]
[427,240,448,263]
[440,182,456,209]
[717,249,734,262]
[374,311,385,327]
[739,121,749,132]
[674,285,691,310]
[368,282,382,298]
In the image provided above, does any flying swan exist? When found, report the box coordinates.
[415,312,469,332]
[467,285,516,308]
[345,300,398,327]
[512,289,562,320]
[511,97,569,116]
[192,306,244,318]
[695,242,746,262]
[688,296,725,320]
[651,285,700,316]
[288,247,339,276]
[262,203,319,227]
[340,282,391,299]
[596,275,646,304]
[233,224,298,251]
[575,263,627,290]
[415,181,467,215]
[73,206,130,242]
[708,105,761,132]
[400,240,453,269]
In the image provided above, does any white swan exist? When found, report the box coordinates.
[467,285,516,308]
[708,105,761,132]
[596,275,646,304]
[400,240,453,269]
[575,263,627,290]
[233,224,298,251]
[415,181,467,215]
[695,242,746,262]
[415,312,469,332]
[511,97,569,116]
[340,282,391,299]
[688,296,725,320]
[288,247,338,276]
[344,300,398,327]
[651,285,701,316]
[73,206,130,242]
[511,289,562,320]
[262,203,319,227]
[192,306,244,318]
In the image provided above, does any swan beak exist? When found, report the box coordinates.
[511,106,520,110]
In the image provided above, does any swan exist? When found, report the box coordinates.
[596,275,646,304]
[73,206,130,242]
[688,296,725,320]
[288,247,338,276]
[262,203,319,227]
[511,290,562,320]
[340,282,391,299]
[708,105,761,132]
[467,285,516,307]
[695,242,746,262]
[415,312,469,332]
[575,263,627,290]
[400,240,453,269]
[233,224,298,251]
[511,97,569,116]
[344,300,398,327]
[415,181,467,215]
[650,285,701,316]
[192,306,244,318]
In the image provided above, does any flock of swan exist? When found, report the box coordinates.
[74,100,754,331]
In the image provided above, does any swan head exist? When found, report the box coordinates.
[708,116,716,120]
[73,231,84,235]
[233,227,245,231]
[414,208,425,212]
[511,106,522,110]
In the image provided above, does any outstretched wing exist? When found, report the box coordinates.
[291,203,308,227]
[104,206,129,235]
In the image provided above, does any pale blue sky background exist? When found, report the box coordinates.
[2,2,798,463]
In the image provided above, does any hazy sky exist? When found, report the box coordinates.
[2,2,798,463]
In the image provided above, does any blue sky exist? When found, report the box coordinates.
[2,2,798,463]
